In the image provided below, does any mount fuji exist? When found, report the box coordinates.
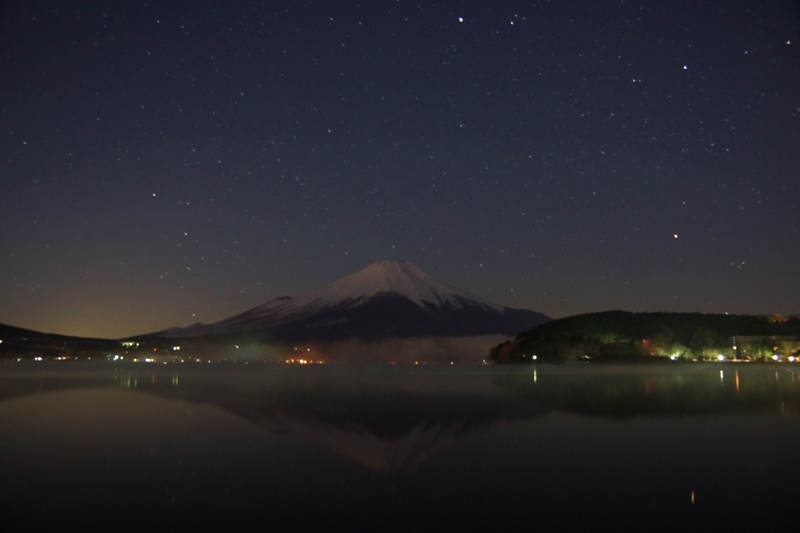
[153,260,549,344]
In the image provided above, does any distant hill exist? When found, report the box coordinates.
[490,311,800,363]
[0,323,117,359]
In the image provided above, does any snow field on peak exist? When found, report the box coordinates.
[242,260,504,321]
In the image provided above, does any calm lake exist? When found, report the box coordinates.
[1,361,798,531]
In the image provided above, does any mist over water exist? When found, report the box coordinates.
[307,334,509,363]
[164,335,509,364]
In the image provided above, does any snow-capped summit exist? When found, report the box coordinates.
[154,260,549,341]
[308,259,501,309]
[241,260,503,320]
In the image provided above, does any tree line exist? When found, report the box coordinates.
[490,311,800,363]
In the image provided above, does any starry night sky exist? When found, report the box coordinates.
[2,1,799,339]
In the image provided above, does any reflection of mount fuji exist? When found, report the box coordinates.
[262,394,529,472]
[142,366,547,472]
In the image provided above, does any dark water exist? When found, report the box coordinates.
[1,362,799,531]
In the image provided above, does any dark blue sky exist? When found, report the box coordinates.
[2,1,799,338]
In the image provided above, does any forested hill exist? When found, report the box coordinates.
[0,323,116,359]
[490,311,800,363]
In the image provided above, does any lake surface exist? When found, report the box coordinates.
[1,361,799,531]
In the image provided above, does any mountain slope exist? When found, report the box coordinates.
[154,260,549,342]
